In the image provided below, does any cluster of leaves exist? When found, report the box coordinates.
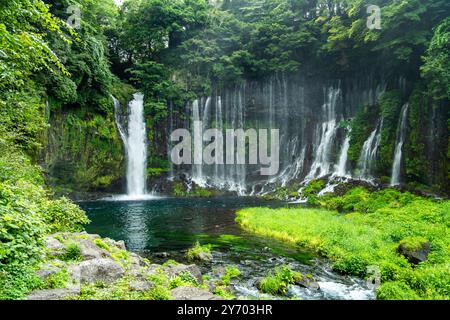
[186,241,213,261]
[259,265,302,296]
[0,141,89,299]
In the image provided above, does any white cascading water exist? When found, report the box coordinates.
[191,99,205,186]
[171,77,389,195]
[306,87,341,180]
[334,132,351,178]
[358,120,383,180]
[391,103,409,186]
[112,94,155,200]
[126,93,148,197]
[113,96,128,152]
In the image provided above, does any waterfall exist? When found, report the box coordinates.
[306,87,341,180]
[170,76,388,195]
[113,94,149,199]
[191,99,205,187]
[334,132,350,178]
[126,93,148,197]
[113,96,128,152]
[358,120,383,180]
[391,104,409,186]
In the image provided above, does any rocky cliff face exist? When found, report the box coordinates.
[168,73,448,194]
[41,106,125,198]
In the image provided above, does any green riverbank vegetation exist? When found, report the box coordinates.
[237,188,450,300]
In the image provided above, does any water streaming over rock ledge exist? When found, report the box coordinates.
[391,103,409,186]
[113,94,153,200]
[169,76,388,193]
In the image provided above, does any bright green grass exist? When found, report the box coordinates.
[236,199,450,300]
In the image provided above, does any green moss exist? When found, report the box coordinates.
[111,249,131,267]
[75,275,172,300]
[93,238,111,251]
[378,91,403,173]
[147,167,170,178]
[172,182,215,198]
[162,260,180,267]
[399,237,429,252]
[348,104,381,164]
[43,109,124,194]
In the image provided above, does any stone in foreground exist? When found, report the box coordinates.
[170,286,222,300]
[78,258,125,284]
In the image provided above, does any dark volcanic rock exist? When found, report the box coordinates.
[397,242,431,265]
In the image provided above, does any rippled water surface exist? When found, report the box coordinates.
[79,197,374,300]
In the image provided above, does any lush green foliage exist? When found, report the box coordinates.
[259,265,302,296]
[421,17,450,101]
[237,189,450,299]
[186,241,212,261]
[221,266,241,286]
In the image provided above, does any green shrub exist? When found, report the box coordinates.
[259,266,302,296]
[42,268,69,289]
[61,243,83,262]
[221,266,241,286]
[0,181,46,267]
[169,271,199,289]
[377,282,420,300]
[43,197,90,233]
[0,264,43,300]
[186,242,212,261]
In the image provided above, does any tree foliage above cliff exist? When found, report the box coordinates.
[114,0,449,100]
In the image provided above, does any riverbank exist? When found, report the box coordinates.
[236,188,450,300]
[22,232,221,300]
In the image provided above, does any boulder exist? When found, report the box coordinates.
[397,241,431,265]
[130,253,148,267]
[295,275,320,290]
[27,288,79,300]
[170,286,222,300]
[45,236,65,257]
[45,236,65,251]
[197,251,213,262]
[129,280,155,292]
[77,258,125,284]
[115,240,127,251]
[163,264,203,284]
[79,239,111,260]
